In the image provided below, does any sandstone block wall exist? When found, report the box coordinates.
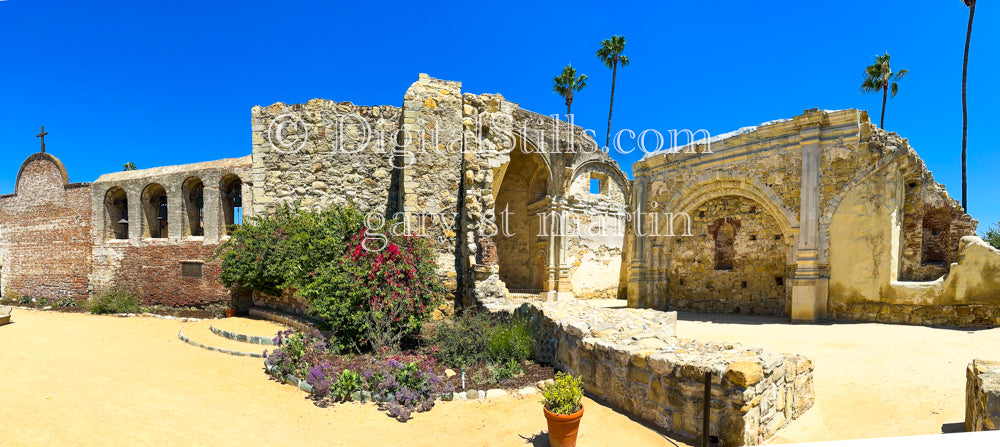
[0,153,93,300]
[482,298,814,446]
[966,359,1000,432]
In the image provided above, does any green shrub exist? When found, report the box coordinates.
[89,287,141,314]
[429,310,494,369]
[486,316,535,363]
[486,359,524,382]
[982,222,1000,250]
[333,369,363,401]
[215,204,444,353]
[542,372,584,415]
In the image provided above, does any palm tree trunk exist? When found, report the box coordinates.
[606,61,618,149]
[962,1,975,212]
[880,84,887,129]
[566,90,573,119]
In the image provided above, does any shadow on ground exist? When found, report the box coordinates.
[519,431,546,446]
[941,422,965,433]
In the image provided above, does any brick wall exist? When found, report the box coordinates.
[0,153,92,300]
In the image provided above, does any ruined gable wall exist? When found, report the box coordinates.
[0,154,92,301]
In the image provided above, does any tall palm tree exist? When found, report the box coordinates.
[861,53,908,129]
[553,64,588,119]
[961,0,976,212]
[596,35,630,149]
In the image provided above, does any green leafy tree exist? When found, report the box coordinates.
[123,162,137,171]
[861,53,908,129]
[553,64,588,118]
[596,35,630,149]
[982,222,1000,250]
[961,0,976,212]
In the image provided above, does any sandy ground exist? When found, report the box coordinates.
[0,309,679,447]
[675,312,1000,443]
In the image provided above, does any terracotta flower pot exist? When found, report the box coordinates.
[224,308,237,318]
[543,405,583,447]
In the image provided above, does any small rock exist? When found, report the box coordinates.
[445,369,457,378]
[456,392,467,400]
[467,390,480,399]
[486,389,507,399]
[518,387,538,396]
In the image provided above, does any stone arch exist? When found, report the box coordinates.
[664,193,792,315]
[494,134,552,292]
[220,174,244,235]
[671,178,796,242]
[103,187,129,240]
[568,159,630,203]
[140,183,168,239]
[182,177,205,237]
[493,132,554,200]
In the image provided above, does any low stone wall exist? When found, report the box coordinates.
[830,303,1000,328]
[481,298,814,446]
[966,359,1000,431]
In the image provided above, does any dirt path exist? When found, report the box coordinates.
[676,313,1000,444]
[0,309,679,447]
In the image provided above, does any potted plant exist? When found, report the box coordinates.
[541,372,584,447]
[224,298,238,318]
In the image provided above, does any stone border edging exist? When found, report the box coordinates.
[209,323,276,345]
[178,325,264,358]
[479,298,815,446]
[263,359,551,403]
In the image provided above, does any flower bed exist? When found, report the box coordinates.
[262,321,555,421]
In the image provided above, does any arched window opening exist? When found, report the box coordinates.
[105,187,129,240]
[921,208,951,264]
[221,175,243,236]
[713,219,737,270]
[142,184,168,239]
[183,178,205,237]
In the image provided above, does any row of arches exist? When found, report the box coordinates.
[104,175,243,240]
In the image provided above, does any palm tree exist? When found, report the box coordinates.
[553,64,588,119]
[123,162,137,171]
[861,53,908,129]
[961,0,976,212]
[596,35,630,149]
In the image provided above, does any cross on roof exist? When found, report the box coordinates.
[36,126,48,153]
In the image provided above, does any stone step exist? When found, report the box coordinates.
[178,320,267,357]
[210,317,287,345]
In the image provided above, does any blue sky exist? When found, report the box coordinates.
[1,1,997,229]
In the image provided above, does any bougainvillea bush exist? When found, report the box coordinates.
[215,204,445,352]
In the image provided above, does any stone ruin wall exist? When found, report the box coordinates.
[966,359,1000,432]
[88,157,253,308]
[251,75,630,309]
[250,100,402,216]
[0,154,93,301]
[667,195,791,315]
[826,128,992,327]
[481,297,815,446]
[631,109,999,328]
